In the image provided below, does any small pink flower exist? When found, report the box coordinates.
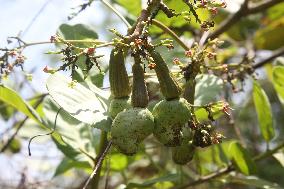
[43,66,50,73]
[210,7,218,15]
[222,64,228,72]
[221,1,227,8]
[8,51,17,57]
[50,35,57,43]
[134,38,143,46]
[221,101,233,116]
[148,63,156,69]
[16,55,26,64]
[185,50,193,57]
[85,47,95,55]
[166,44,174,50]
[173,58,180,65]
[7,64,13,71]
[207,52,216,59]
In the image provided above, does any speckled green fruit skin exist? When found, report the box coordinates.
[152,98,191,147]
[111,107,155,155]
[147,100,159,112]
[109,98,131,119]
[172,143,195,165]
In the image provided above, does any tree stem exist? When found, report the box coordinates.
[88,131,109,189]
[253,46,284,69]
[0,94,47,153]
[172,141,284,189]
[100,0,131,28]
[152,19,189,51]
[207,0,283,40]
[183,79,196,104]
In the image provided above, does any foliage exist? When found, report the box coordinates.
[1,0,284,189]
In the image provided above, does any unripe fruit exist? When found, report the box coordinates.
[148,49,181,100]
[152,98,191,146]
[147,100,159,112]
[111,107,155,155]
[109,49,131,98]
[181,125,193,144]
[131,56,149,108]
[172,143,195,165]
[109,97,131,119]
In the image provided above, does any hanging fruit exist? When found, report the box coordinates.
[109,98,131,119]
[172,126,195,164]
[111,53,154,155]
[148,49,181,100]
[148,48,192,147]
[108,48,131,119]
[109,49,131,98]
[172,142,195,165]
[152,98,191,146]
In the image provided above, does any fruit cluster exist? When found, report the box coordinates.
[108,43,224,164]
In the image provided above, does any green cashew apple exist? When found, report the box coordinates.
[109,97,131,119]
[152,98,191,147]
[111,107,155,155]
[147,100,159,112]
[172,142,195,165]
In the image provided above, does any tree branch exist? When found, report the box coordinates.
[173,166,233,189]
[0,94,47,153]
[152,19,189,50]
[0,38,112,52]
[253,141,284,161]
[88,131,109,189]
[253,46,284,69]
[248,0,284,14]
[100,0,131,28]
[172,141,284,189]
[208,0,283,40]
[83,138,112,189]
[127,0,162,40]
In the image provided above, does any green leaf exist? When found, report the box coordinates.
[267,2,284,21]
[109,154,128,171]
[273,66,284,105]
[18,119,46,139]
[115,0,141,16]
[43,97,98,163]
[226,175,282,189]
[229,141,257,175]
[195,74,223,105]
[0,85,43,125]
[0,101,14,120]
[195,101,226,121]
[273,152,284,167]
[254,16,284,50]
[274,57,284,66]
[70,67,106,88]
[126,174,179,189]
[194,141,232,175]
[54,157,91,177]
[52,132,82,160]
[46,73,110,131]
[253,81,275,142]
[89,71,105,88]
[7,138,21,154]
[265,64,274,82]
[57,24,98,47]
[151,0,210,35]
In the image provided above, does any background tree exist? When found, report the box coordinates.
[0,0,284,188]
